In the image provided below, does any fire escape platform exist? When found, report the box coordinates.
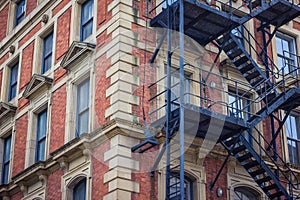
[151,105,248,142]
[252,0,300,27]
[150,0,241,46]
[276,87,300,110]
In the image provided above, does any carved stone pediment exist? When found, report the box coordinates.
[23,74,53,99]
[0,101,17,120]
[61,41,96,70]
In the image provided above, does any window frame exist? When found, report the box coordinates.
[275,32,297,75]
[1,135,12,184]
[76,77,90,137]
[285,112,300,165]
[73,178,87,200]
[169,174,194,200]
[35,109,48,163]
[8,62,19,101]
[41,31,54,74]
[233,186,260,200]
[15,0,26,27]
[80,0,94,41]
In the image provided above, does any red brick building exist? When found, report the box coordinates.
[0,0,299,199]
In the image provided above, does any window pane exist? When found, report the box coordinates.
[37,140,45,161]
[73,179,86,200]
[78,79,90,112]
[42,32,53,73]
[81,0,94,41]
[37,110,47,139]
[15,0,25,26]
[2,164,9,184]
[78,110,89,135]
[9,64,18,101]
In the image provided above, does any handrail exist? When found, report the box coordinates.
[248,127,299,190]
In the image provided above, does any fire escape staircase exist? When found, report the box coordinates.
[131,0,300,199]
[217,23,300,199]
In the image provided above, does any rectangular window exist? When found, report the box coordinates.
[2,135,11,184]
[228,90,252,143]
[35,109,47,162]
[285,114,300,165]
[8,63,19,101]
[42,32,53,74]
[15,0,25,26]
[169,71,191,111]
[76,78,90,136]
[80,0,94,41]
[276,33,297,75]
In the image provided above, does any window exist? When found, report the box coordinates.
[1,135,11,184]
[228,90,252,143]
[42,32,53,74]
[285,114,300,165]
[276,33,297,75]
[8,62,19,101]
[73,178,87,200]
[234,187,259,200]
[35,109,47,162]
[80,0,94,41]
[76,78,90,136]
[15,0,25,26]
[169,70,191,111]
[169,175,193,200]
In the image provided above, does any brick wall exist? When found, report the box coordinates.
[0,4,8,41]
[50,84,66,153]
[55,8,71,63]
[12,113,28,177]
[19,41,34,92]
[26,0,37,16]
[46,169,64,200]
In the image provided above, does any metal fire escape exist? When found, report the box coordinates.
[132,0,300,199]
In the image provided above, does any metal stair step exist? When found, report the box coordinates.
[232,145,246,154]
[224,138,237,147]
[237,153,252,162]
[245,70,260,81]
[223,40,237,52]
[243,160,259,169]
[256,176,272,185]
[269,191,284,199]
[238,63,254,74]
[249,168,265,176]
[250,0,261,9]
[262,184,278,192]
[228,48,243,59]
[234,56,249,66]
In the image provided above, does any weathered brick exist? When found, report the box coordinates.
[26,0,37,16]
[0,3,9,41]
[19,41,34,92]
[12,113,28,176]
[52,0,70,16]
[46,169,64,200]
[55,8,71,63]
[19,23,41,47]
[50,84,66,153]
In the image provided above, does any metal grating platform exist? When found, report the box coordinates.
[150,0,242,46]
[252,0,300,27]
[151,105,248,143]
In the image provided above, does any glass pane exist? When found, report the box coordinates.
[43,55,52,73]
[82,21,93,41]
[37,140,45,161]
[2,164,9,184]
[73,179,86,200]
[78,110,89,135]
[44,33,53,55]
[37,110,47,139]
[78,79,90,112]
[3,136,11,163]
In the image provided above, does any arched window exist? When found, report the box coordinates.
[170,175,194,200]
[234,187,259,200]
[72,177,86,200]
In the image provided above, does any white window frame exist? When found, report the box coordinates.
[285,112,300,165]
